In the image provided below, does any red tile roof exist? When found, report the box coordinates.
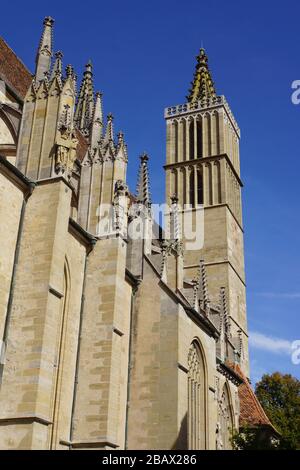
[75,129,88,162]
[228,363,278,433]
[0,37,32,99]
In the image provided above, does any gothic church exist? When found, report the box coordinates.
[0,17,275,449]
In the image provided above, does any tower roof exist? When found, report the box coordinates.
[187,48,216,103]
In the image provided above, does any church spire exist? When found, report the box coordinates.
[187,48,216,103]
[136,152,151,206]
[35,16,54,82]
[74,60,94,136]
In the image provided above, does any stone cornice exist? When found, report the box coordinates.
[68,217,97,250]
[0,154,35,198]
[164,153,243,188]
[0,414,52,426]
[164,95,240,138]
[216,358,243,386]
[59,438,119,449]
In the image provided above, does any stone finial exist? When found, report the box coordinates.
[136,152,151,206]
[187,47,217,104]
[220,286,231,338]
[74,61,94,136]
[104,113,114,142]
[93,92,103,123]
[198,259,210,313]
[66,64,74,78]
[115,131,128,162]
[90,92,103,148]
[117,131,124,145]
[170,194,181,241]
[50,51,63,81]
[237,329,243,356]
[192,278,199,310]
[35,16,54,82]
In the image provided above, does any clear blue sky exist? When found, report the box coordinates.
[2,0,300,384]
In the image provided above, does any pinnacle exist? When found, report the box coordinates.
[187,47,217,103]
[43,16,54,26]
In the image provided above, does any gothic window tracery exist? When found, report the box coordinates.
[187,341,206,449]
[216,384,234,450]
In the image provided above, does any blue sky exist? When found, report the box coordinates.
[2,0,300,384]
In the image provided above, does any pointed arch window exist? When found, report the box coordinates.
[197,169,203,205]
[217,384,234,450]
[197,120,202,158]
[187,341,206,449]
[189,168,195,208]
[189,121,194,160]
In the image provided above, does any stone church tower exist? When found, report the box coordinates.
[0,18,276,450]
[165,48,248,374]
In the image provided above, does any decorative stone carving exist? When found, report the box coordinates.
[113,179,129,233]
[217,387,233,450]
[55,123,78,180]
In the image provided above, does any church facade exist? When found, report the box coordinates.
[0,17,273,450]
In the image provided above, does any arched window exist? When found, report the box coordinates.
[189,121,194,160]
[197,120,202,158]
[182,167,186,206]
[197,169,203,205]
[187,341,206,449]
[189,169,195,208]
[217,384,234,450]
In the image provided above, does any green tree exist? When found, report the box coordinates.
[255,372,300,450]
[231,426,279,450]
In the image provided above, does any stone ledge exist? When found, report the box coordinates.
[0,414,52,426]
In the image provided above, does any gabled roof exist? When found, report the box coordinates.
[0,37,32,100]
